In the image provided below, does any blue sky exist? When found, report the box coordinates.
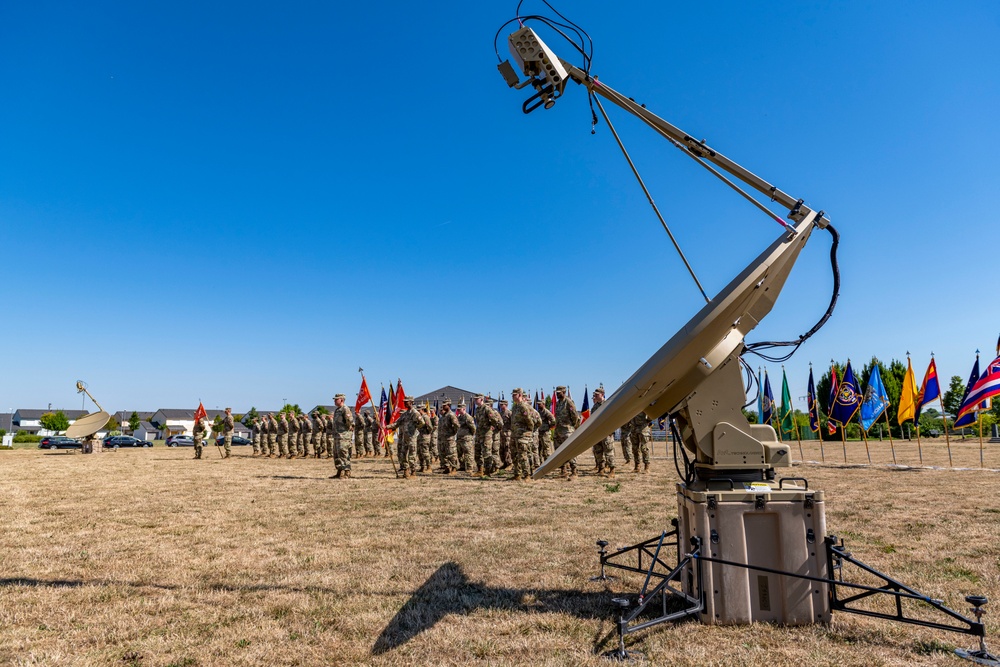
[2,1,998,415]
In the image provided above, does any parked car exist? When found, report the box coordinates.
[38,436,82,450]
[215,435,252,447]
[165,434,195,447]
[103,435,153,449]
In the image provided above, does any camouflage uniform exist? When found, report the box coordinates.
[298,414,311,457]
[287,413,299,459]
[268,415,278,457]
[455,405,476,472]
[362,412,374,456]
[276,414,289,457]
[592,391,615,475]
[251,417,262,456]
[193,417,207,459]
[222,410,235,458]
[387,399,420,477]
[332,396,355,477]
[416,407,434,472]
[429,410,439,462]
[370,412,382,457]
[474,395,503,475]
[510,390,542,480]
[619,417,633,464]
[498,402,512,469]
[437,403,460,473]
[554,387,581,477]
[324,414,335,458]
[311,412,324,458]
[631,412,652,471]
[537,404,556,462]
[353,411,365,457]
[526,402,542,471]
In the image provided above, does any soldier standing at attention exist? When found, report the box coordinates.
[192,416,207,460]
[619,417,633,466]
[416,405,434,473]
[429,407,439,464]
[455,399,477,473]
[222,407,235,459]
[285,411,298,459]
[352,408,364,457]
[250,415,262,457]
[310,411,323,458]
[631,411,652,473]
[276,412,289,458]
[498,399,512,470]
[386,396,420,478]
[473,394,502,477]
[591,387,615,478]
[554,385,581,479]
[298,412,311,458]
[537,398,556,462]
[324,413,336,459]
[362,411,374,457]
[331,393,355,479]
[437,399,460,474]
[510,388,542,482]
[526,398,542,471]
[267,414,278,458]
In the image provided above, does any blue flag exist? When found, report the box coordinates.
[953,355,981,429]
[761,371,775,427]
[807,367,820,432]
[859,365,890,431]
[757,368,764,424]
[830,361,861,426]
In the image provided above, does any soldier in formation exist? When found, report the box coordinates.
[554,385,580,479]
[330,393,355,478]
[498,399,512,469]
[193,415,207,459]
[630,411,652,473]
[473,394,502,477]
[416,404,435,472]
[455,399,476,472]
[591,387,615,477]
[437,398,460,474]
[386,395,420,478]
[619,416,633,466]
[510,388,542,481]
[221,407,235,459]
[537,399,556,461]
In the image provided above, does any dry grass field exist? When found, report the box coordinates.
[1,440,998,666]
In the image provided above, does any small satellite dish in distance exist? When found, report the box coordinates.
[66,411,111,439]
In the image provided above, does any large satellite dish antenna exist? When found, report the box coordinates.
[65,381,110,439]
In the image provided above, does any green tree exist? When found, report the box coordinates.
[40,410,70,432]
[211,415,224,435]
[315,406,330,415]
[128,411,141,432]
[242,407,259,426]
[104,417,120,434]
[942,375,965,417]
[743,409,759,424]
[279,404,301,416]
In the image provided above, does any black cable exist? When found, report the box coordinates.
[744,224,840,363]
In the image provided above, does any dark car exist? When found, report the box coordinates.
[165,434,195,447]
[215,435,252,447]
[103,435,153,449]
[38,436,82,450]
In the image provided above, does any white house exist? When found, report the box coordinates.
[12,408,90,435]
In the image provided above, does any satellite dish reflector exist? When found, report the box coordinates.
[66,411,111,439]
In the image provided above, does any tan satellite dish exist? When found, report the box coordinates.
[66,380,109,438]
[66,411,111,438]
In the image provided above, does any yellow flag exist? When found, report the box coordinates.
[897,358,918,424]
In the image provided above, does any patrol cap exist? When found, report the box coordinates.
[474,394,485,400]
[499,399,509,406]
[334,393,346,400]
[442,398,452,405]
[593,387,605,396]
[404,395,414,403]
[512,387,524,396]
[555,386,567,393]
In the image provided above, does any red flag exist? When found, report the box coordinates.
[355,376,372,414]
[194,402,207,423]
[551,390,556,415]
[392,379,406,422]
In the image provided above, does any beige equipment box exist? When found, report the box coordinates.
[677,482,831,625]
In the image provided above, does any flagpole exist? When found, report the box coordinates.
[795,419,803,462]
[915,420,923,465]
[840,423,847,463]
[978,412,984,468]
[859,420,872,464]
[938,394,953,467]
[818,425,825,463]
[883,409,896,465]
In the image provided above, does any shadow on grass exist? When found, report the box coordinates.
[372,561,619,655]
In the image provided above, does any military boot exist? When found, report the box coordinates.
[643,463,650,474]
[606,468,616,479]
[343,469,351,479]
[331,469,343,479]
[633,462,640,472]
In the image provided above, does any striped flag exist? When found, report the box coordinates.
[956,354,1000,422]
[914,358,940,421]
[377,388,388,446]
[580,387,591,423]
[826,363,839,434]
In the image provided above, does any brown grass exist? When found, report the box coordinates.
[0,443,997,666]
